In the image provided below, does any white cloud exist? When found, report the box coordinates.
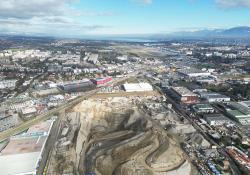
[0,17,109,37]
[0,0,114,36]
[131,0,153,5]
[0,0,78,19]
[215,0,250,8]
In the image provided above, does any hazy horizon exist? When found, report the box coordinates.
[1,0,250,37]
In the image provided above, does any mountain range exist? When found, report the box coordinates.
[163,26,250,39]
[1,26,250,41]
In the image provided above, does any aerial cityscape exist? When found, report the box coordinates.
[0,0,250,175]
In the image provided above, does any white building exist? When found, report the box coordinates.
[84,53,99,64]
[0,80,17,89]
[177,68,211,78]
[10,100,35,111]
[0,120,54,175]
[198,92,231,103]
[21,107,37,117]
[117,55,128,61]
[123,83,153,92]
[239,101,250,109]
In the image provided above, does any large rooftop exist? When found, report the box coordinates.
[171,86,197,96]
[205,114,230,121]
[228,102,250,115]
[123,83,153,92]
[27,120,53,134]
[193,103,213,109]
[199,92,230,99]
[177,68,211,76]
[0,120,54,175]
[0,152,41,175]
[239,101,250,108]
[1,136,47,155]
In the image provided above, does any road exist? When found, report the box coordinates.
[0,73,138,142]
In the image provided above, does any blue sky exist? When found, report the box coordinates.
[0,0,250,37]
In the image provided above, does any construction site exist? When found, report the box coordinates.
[45,92,195,175]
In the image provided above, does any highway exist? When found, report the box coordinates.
[0,73,138,142]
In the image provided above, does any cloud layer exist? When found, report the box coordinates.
[0,0,112,36]
[0,0,250,36]
[132,0,153,5]
[0,0,77,19]
[215,0,250,8]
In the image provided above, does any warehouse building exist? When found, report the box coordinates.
[204,113,232,126]
[123,83,153,92]
[58,79,95,93]
[91,77,112,86]
[169,86,199,104]
[224,102,250,125]
[195,76,217,84]
[177,68,211,78]
[21,107,37,118]
[0,120,54,175]
[0,80,17,89]
[198,92,231,103]
[239,101,250,109]
[161,78,170,89]
[192,103,215,114]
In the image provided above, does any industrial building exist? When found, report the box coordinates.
[169,86,199,104]
[204,113,232,126]
[161,78,170,89]
[0,110,19,132]
[58,79,95,93]
[198,92,231,103]
[239,101,250,109]
[87,53,99,64]
[192,103,215,114]
[0,120,54,175]
[195,76,217,84]
[177,68,211,78]
[224,102,250,125]
[0,80,17,89]
[21,107,37,117]
[91,77,112,86]
[122,83,153,92]
[47,64,63,73]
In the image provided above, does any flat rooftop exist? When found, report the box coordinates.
[239,101,250,108]
[94,77,112,81]
[1,136,46,155]
[193,103,213,109]
[61,79,90,86]
[177,68,211,75]
[27,120,53,134]
[0,152,40,175]
[228,110,248,118]
[171,86,197,96]
[199,92,230,99]
[123,83,153,91]
[0,120,54,175]
[204,113,230,121]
